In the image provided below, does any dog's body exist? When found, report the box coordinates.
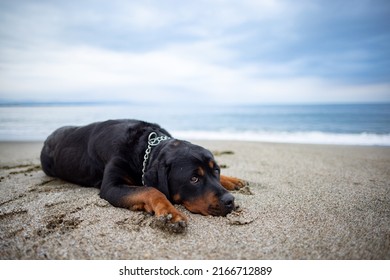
[40,119,245,232]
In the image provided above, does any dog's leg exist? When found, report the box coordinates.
[220,175,247,190]
[100,158,187,232]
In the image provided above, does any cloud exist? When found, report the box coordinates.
[0,0,389,104]
[1,42,388,104]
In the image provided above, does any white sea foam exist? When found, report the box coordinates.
[1,104,389,146]
[172,130,390,146]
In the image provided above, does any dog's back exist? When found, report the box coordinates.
[40,123,104,187]
[41,126,78,177]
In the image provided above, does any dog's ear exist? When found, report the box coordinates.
[143,161,170,199]
[156,162,170,198]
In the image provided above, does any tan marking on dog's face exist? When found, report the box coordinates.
[182,191,220,216]
[208,160,215,169]
[172,140,181,146]
[197,167,205,176]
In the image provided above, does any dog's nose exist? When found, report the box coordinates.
[221,192,235,212]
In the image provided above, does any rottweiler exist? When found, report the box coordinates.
[40,119,245,232]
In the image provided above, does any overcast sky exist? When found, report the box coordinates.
[0,0,389,104]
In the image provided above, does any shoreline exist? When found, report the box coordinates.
[2,129,390,147]
[1,141,389,259]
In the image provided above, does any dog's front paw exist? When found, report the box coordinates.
[153,203,188,233]
[220,175,248,190]
[155,213,187,233]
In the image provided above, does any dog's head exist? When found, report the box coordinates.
[144,140,235,216]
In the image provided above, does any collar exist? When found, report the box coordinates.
[141,132,171,185]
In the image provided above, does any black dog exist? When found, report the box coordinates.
[40,119,245,232]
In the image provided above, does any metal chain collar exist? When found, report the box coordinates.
[141,132,171,185]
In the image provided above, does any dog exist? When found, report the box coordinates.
[40,119,245,232]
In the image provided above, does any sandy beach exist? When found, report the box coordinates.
[0,140,389,259]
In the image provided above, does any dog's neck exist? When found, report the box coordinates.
[141,132,171,185]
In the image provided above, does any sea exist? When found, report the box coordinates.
[0,103,389,146]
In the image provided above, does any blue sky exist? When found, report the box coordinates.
[0,0,389,104]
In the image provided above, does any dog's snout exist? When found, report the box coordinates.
[221,192,235,212]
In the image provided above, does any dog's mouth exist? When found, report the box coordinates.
[207,204,234,216]
[210,192,235,216]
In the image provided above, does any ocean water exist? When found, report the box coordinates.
[0,103,389,146]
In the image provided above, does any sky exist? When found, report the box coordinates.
[0,0,389,105]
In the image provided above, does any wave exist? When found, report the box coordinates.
[172,130,390,146]
[1,128,389,146]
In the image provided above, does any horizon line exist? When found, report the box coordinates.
[1,99,389,107]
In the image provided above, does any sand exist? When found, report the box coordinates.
[0,141,389,259]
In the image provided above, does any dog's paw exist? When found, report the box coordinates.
[154,213,187,233]
[221,175,248,190]
[234,178,248,189]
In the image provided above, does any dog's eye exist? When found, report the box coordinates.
[214,169,220,175]
[190,176,199,184]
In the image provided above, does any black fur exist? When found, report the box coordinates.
[40,119,235,216]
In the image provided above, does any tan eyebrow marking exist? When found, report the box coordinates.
[198,167,205,176]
